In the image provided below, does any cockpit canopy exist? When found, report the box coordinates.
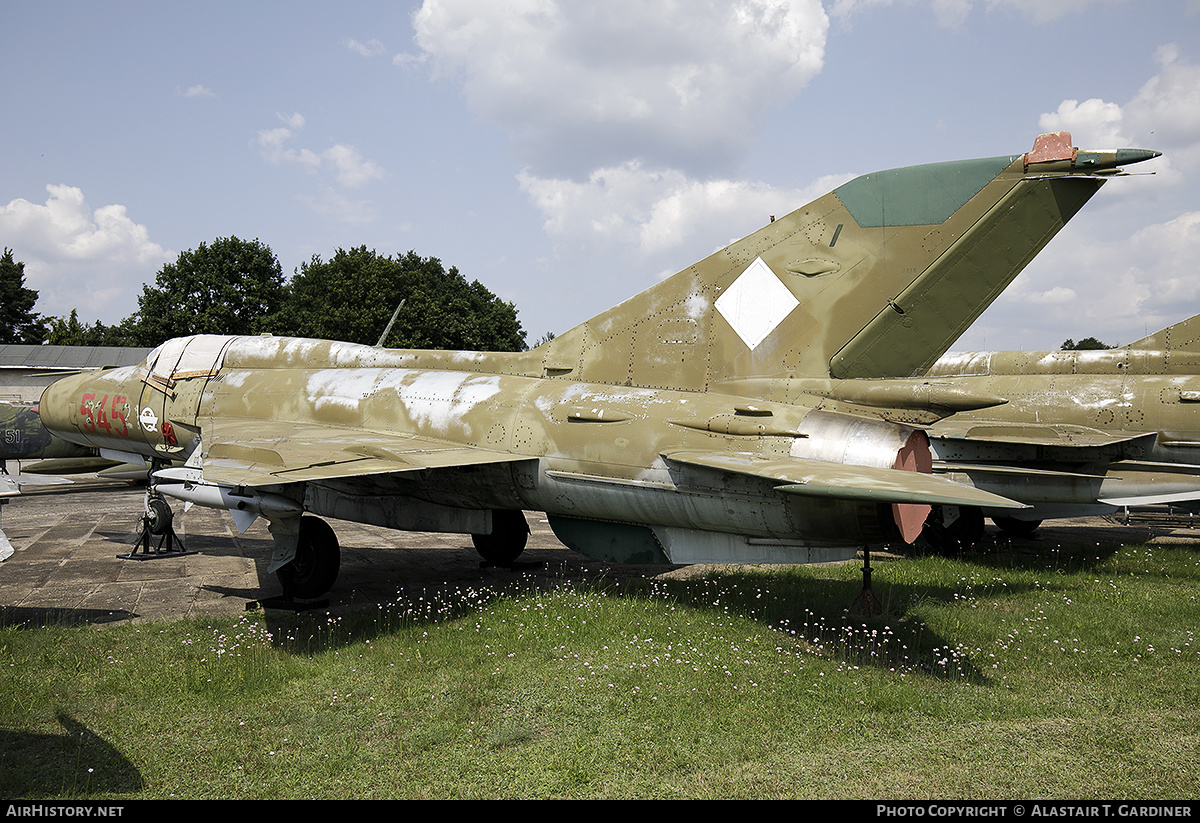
[142,335,236,390]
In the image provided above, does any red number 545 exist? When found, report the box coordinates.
[79,393,129,438]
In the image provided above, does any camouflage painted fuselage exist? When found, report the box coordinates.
[41,336,944,564]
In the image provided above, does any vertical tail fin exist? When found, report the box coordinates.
[1125,313,1200,355]
[1120,312,1200,374]
[538,133,1158,390]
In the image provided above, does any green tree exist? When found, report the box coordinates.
[1061,336,1112,351]
[44,310,127,346]
[80,320,117,347]
[46,309,86,346]
[268,247,525,351]
[0,248,46,344]
[527,330,556,350]
[122,236,284,347]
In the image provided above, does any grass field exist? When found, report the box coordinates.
[1,537,1197,799]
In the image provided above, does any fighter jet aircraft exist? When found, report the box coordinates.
[36,133,1158,598]
[893,311,1200,548]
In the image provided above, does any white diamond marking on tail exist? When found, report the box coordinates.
[715,257,799,350]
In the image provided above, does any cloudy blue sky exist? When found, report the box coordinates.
[2,0,1198,353]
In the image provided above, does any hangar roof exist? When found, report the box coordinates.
[0,345,150,372]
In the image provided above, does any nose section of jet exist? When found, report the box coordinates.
[38,373,89,443]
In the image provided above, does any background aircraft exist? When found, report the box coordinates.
[1,400,91,560]
[1,401,151,560]
[35,133,1156,599]
[1,400,99,471]
[896,311,1200,549]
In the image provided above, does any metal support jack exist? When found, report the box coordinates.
[849,546,882,616]
[120,492,196,560]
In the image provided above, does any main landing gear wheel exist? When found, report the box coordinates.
[472,509,529,565]
[921,505,984,556]
[992,516,1043,538]
[277,516,341,600]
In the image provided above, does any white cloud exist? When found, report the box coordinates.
[637,172,853,255]
[1124,45,1200,172]
[963,206,1200,350]
[413,1,837,263]
[831,0,1133,28]
[412,0,829,177]
[0,185,165,264]
[1022,286,1077,305]
[0,185,172,323]
[519,161,852,264]
[255,112,384,189]
[324,144,385,188]
[518,163,686,250]
[345,38,386,58]
[1040,44,1200,161]
[178,84,215,98]
[255,113,316,167]
[1039,98,1128,147]
[1126,210,1200,313]
[991,0,1130,24]
[298,186,380,225]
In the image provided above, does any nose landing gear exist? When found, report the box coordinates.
[121,492,194,559]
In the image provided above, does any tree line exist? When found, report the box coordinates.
[0,239,527,351]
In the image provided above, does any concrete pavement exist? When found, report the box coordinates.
[0,476,631,626]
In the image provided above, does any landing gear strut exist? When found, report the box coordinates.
[472,509,530,565]
[921,505,984,556]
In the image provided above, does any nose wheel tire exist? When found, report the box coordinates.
[145,496,174,536]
